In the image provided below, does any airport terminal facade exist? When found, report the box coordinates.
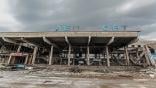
[0,31,154,67]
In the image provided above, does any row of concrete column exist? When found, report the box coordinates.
[30,45,113,66]
[4,37,55,65]
[65,36,115,66]
[6,40,130,67]
[3,36,129,66]
[7,45,54,65]
[31,45,54,65]
[7,44,130,67]
[66,45,112,67]
[8,45,30,64]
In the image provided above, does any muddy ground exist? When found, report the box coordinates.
[0,67,156,88]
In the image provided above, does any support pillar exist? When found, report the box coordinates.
[11,57,16,64]
[136,48,140,64]
[24,55,29,64]
[106,46,110,67]
[32,47,38,65]
[144,45,155,66]
[10,45,22,64]
[2,58,5,63]
[49,45,54,65]
[103,50,106,66]
[87,46,90,65]
[136,48,139,59]
[7,55,12,64]
[68,45,71,66]
[125,46,130,65]
[28,55,33,64]
[17,45,22,52]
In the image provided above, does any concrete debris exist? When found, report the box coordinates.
[69,66,82,73]
[139,67,156,78]
[149,74,155,78]
[11,65,154,79]
[0,76,3,78]
[25,66,33,70]
[140,67,156,73]
[0,63,5,69]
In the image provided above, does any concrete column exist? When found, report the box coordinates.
[125,46,130,65]
[28,55,33,64]
[144,45,155,66]
[17,45,22,52]
[49,45,54,65]
[10,45,22,65]
[68,45,71,66]
[32,47,38,65]
[7,55,12,64]
[106,46,110,67]
[136,49,140,64]
[136,49,139,59]
[2,58,5,63]
[11,57,16,64]
[103,50,106,66]
[24,55,29,64]
[87,46,90,65]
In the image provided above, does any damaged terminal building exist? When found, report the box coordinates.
[0,31,155,67]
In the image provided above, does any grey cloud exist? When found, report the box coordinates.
[141,23,156,35]
[3,0,156,38]
[0,26,9,32]
[119,3,156,20]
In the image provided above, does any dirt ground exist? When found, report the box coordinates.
[0,69,156,88]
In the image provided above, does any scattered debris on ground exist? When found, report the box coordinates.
[69,66,83,73]
[1,64,156,79]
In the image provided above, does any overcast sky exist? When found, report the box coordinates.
[0,0,156,40]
